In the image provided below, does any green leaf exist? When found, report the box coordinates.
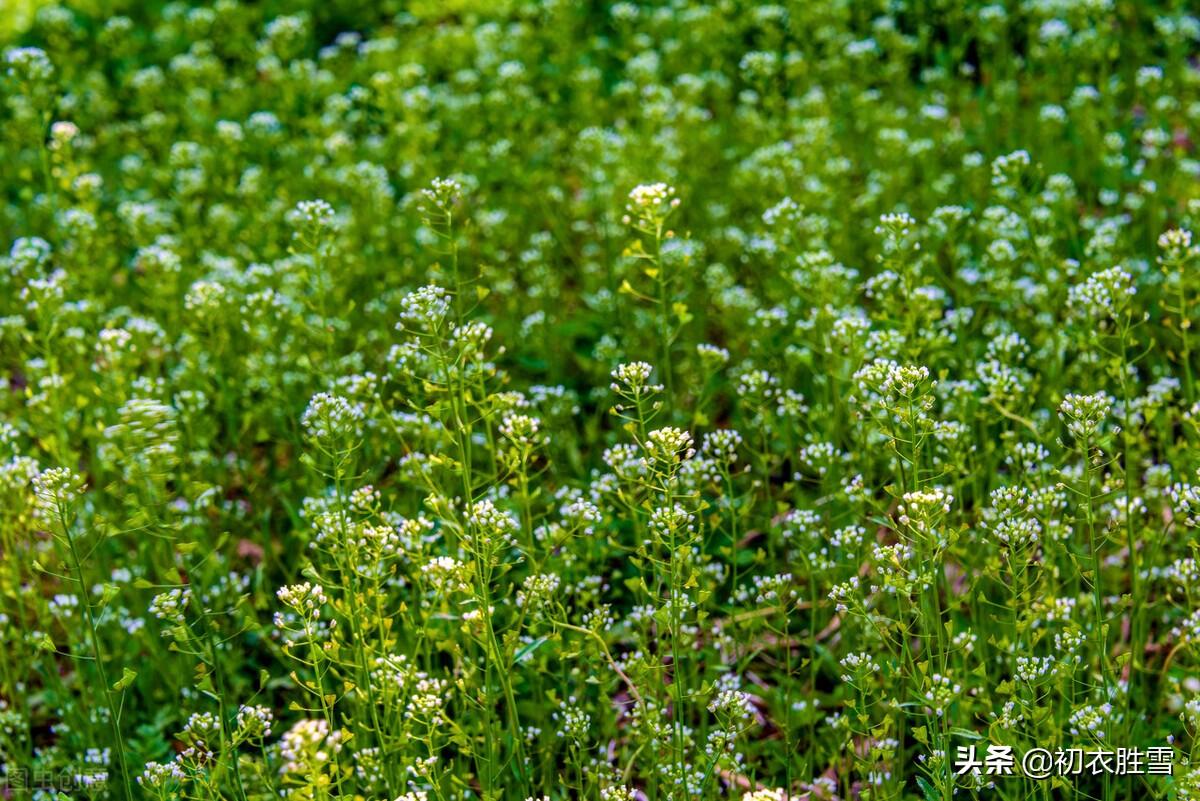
[949,727,985,740]
[514,636,549,664]
[916,776,940,801]
[112,667,137,692]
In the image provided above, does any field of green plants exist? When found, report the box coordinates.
[3,1,1200,800]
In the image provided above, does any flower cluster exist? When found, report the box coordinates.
[3,3,1199,801]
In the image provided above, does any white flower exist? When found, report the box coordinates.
[301,392,364,447]
[276,582,328,619]
[418,176,464,216]
[610,361,662,396]
[644,427,695,466]
[137,760,185,789]
[1058,392,1112,439]
[397,284,452,329]
[289,198,337,232]
[1067,266,1136,319]
[31,467,85,525]
[235,705,274,741]
[622,182,680,229]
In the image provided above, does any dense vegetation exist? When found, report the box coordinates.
[2,2,1200,800]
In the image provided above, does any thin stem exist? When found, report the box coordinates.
[59,509,135,801]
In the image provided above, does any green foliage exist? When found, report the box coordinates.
[2,2,1200,801]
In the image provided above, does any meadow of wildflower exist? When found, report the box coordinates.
[3,2,1200,801]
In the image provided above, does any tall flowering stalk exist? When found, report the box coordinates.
[33,468,135,801]
[622,184,684,413]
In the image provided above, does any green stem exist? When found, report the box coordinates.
[60,511,135,801]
